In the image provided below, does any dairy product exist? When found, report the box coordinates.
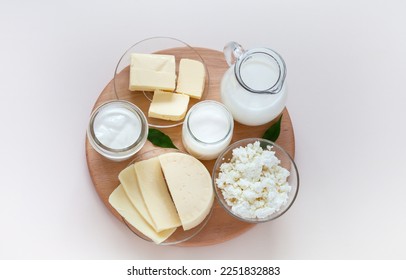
[87,100,148,161]
[182,101,233,160]
[129,53,176,91]
[215,141,291,219]
[118,164,156,230]
[130,70,176,92]
[134,157,181,231]
[158,153,214,230]
[176,58,206,99]
[93,104,141,150]
[148,90,190,121]
[130,53,176,72]
[108,185,176,244]
[221,55,287,126]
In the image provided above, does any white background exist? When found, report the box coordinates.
[1,0,405,259]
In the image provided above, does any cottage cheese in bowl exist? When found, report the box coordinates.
[213,139,299,223]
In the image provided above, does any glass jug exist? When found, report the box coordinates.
[220,42,287,126]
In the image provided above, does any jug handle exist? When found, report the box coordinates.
[223,42,245,66]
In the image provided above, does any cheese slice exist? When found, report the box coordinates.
[129,53,176,92]
[108,185,176,244]
[134,157,181,231]
[176,58,206,99]
[158,153,214,230]
[118,164,156,230]
[148,90,190,121]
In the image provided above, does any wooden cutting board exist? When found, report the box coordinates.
[85,47,295,246]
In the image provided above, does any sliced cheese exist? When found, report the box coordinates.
[129,53,176,92]
[176,58,206,99]
[134,157,181,231]
[158,153,214,230]
[148,90,190,121]
[118,164,156,230]
[108,185,176,244]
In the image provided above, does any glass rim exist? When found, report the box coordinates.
[212,138,300,223]
[88,100,148,153]
[185,100,234,145]
[234,47,287,94]
[112,36,211,129]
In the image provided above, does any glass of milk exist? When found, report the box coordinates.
[182,101,234,160]
[87,100,148,161]
[221,42,287,126]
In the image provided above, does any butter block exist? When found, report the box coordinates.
[134,157,181,232]
[130,53,176,73]
[119,164,156,230]
[129,53,176,92]
[176,59,206,99]
[108,185,176,244]
[148,90,190,121]
[159,153,214,230]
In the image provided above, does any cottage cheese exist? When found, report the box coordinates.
[216,141,291,219]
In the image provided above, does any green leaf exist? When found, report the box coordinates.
[147,128,178,149]
[263,114,283,142]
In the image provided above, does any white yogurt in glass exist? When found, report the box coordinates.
[182,101,234,160]
[93,106,141,149]
[87,100,148,161]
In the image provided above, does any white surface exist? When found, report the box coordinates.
[1,0,405,259]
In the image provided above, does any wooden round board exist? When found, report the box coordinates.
[85,47,295,246]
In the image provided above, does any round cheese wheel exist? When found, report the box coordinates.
[158,152,214,230]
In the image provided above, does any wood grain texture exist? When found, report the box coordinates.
[85,48,295,246]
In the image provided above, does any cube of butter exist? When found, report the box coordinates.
[129,53,176,92]
[176,58,206,99]
[148,90,190,121]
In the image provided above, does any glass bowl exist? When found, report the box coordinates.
[212,138,299,223]
[113,36,210,129]
[87,100,148,161]
[121,148,213,245]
